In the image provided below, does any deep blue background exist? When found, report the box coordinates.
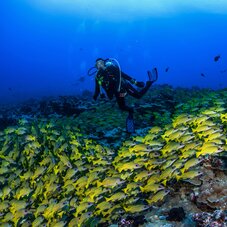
[1,1,227,104]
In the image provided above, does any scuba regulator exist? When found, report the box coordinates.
[87,58,122,92]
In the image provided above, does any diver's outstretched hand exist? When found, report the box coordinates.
[147,67,158,84]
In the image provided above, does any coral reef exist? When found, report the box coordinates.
[193,210,226,227]
[0,86,226,226]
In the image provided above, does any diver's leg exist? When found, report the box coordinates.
[116,96,135,133]
[116,95,134,115]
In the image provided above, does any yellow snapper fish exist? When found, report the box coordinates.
[0,200,9,212]
[133,170,153,182]
[162,127,178,139]
[172,159,187,169]
[86,172,101,188]
[132,136,144,142]
[120,171,134,180]
[74,202,93,217]
[95,201,112,215]
[68,212,93,227]
[148,126,162,134]
[146,189,170,205]
[12,208,31,226]
[31,216,45,227]
[210,139,225,145]
[134,157,148,167]
[1,186,11,200]
[172,115,191,128]
[58,154,72,168]
[159,166,177,182]
[86,187,109,200]
[194,115,210,125]
[31,166,47,182]
[160,159,177,170]
[123,182,141,194]
[73,176,88,188]
[146,172,160,185]
[118,151,136,159]
[123,204,150,213]
[196,145,223,157]
[129,144,151,153]
[0,154,16,164]
[116,162,142,173]
[166,130,186,142]
[199,120,216,127]
[176,170,203,181]
[204,132,224,142]
[198,128,222,139]
[199,142,218,150]
[123,140,137,147]
[192,125,211,133]
[34,204,48,218]
[44,183,61,199]
[142,135,158,144]
[140,183,164,193]
[49,220,67,227]
[25,135,36,142]
[179,150,195,159]
[124,197,140,205]
[92,159,111,166]
[181,157,203,173]
[9,199,28,214]
[102,204,122,217]
[0,166,10,175]
[14,184,33,200]
[144,159,164,170]
[220,113,227,121]
[145,140,164,148]
[97,177,125,188]
[201,109,218,115]
[63,168,78,181]
[180,141,201,152]
[1,212,13,223]
[177,134,195,143]
[161,142,184,156]
[105,192,127,202]
[43,200,64,219]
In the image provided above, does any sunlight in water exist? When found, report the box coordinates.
[29,0,227,20]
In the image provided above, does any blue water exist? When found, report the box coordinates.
[1,0,227,104]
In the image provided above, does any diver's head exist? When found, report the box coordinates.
[95,58,105,70]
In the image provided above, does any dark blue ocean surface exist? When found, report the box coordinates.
[1,0,227,104]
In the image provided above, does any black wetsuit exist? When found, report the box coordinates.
[93,65,152,116]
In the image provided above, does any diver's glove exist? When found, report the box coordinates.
[147,67,158,84]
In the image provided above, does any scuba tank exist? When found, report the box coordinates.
[104,58,122,92]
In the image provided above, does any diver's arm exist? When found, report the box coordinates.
[93,78,100,100]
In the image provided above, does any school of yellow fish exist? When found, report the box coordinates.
[0,102,227,226]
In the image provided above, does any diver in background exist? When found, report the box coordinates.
[89,58,158,133]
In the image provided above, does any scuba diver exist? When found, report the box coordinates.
[88,58,158,133]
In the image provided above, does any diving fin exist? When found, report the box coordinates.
[126,114,135,133]
[147,67,158,83]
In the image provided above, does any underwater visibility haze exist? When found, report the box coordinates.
[1,0,227,104]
